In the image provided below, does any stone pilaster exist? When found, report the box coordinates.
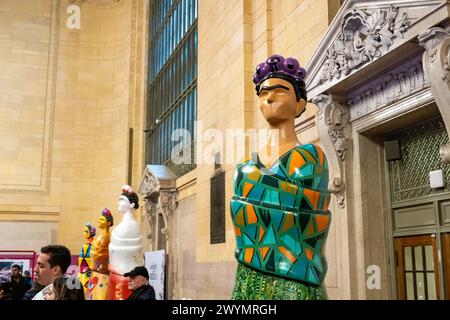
[419,26,450,163]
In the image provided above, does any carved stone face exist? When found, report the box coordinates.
[258,77,305,125]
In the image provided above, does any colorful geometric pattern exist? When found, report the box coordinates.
[232,263,328,300]
[231,144,331,287]
[79,243,93,291]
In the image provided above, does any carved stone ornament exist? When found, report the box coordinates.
[439,144,450,164]
[419,27,450,164]
[328,177,346,209]
[347,55,426,121]
[313,94,349,161]
[320,5,410,84]
[139,169,161,240]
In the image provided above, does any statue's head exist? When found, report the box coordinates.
[84,223,96,240]
[118,185,139,213]
[253,55,307,124]
[98,208,114,228]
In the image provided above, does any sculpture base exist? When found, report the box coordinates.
[231,263,328,300]
[86,271,110,300]
[107,270,132,300]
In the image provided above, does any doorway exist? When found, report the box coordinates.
[385,116,450,300]
[395,234,440,300]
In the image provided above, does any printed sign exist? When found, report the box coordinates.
[144,250,165,300]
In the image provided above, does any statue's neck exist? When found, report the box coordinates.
[121,210,134,222]
[267,119,299,155]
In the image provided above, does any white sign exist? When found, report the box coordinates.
[144,250,165,300]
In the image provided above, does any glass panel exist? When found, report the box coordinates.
[427,273,437,300]
[406,272,414,300]
[414,246,424,271]
[424,245,434,271]
[416,273,425,300]
[404,247,412,271]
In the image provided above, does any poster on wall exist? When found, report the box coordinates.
[144,250,165,300]
[0,259,31,283]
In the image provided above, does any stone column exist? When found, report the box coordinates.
[419,27,450,163]
[312,94,350,209]
[139,166,178,299]
[311,94,354,299]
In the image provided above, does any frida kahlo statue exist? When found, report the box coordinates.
[86,208,113,300]
[230,55,331,300]
[107,185,143,300]
[78,223,95,293]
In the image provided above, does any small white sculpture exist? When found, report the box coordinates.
[108,185,143,275]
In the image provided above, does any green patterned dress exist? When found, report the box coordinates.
[230,144,331,300]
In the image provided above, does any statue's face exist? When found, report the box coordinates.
[118,195,133,213]
[98,216,107,229]
[258,77,305,125]
[83,226,90,239]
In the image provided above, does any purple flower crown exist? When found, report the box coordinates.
[252,54,306,85]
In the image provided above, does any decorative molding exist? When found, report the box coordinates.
[328,177,346,209]
[305,0,448,99]
[320,5,410,84]
[347,55,427,121]
[313,94,350,161]
[138,165,178,244]
[312,94,349,209]
[0,0,60,194]
[419,26,450,164]
[439,144,450,164]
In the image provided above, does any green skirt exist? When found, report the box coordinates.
[232,263,328,300]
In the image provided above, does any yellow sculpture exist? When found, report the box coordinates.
[78,223,95,294]
[85,208,114,300]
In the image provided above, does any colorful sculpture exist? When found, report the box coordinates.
[107,185,143,300]
[86,208,113,300]
[230,55,331,299]
[78,223,95,293]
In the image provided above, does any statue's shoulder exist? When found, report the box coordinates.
[295,143,327,166]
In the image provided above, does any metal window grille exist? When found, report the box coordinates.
[146,0,198,176]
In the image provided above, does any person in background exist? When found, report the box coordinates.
[0,282,11,300]
[23,280,46,300]
[43,276,85,300]
[9,264,31,300]
[23,270,32,287]
[124,266,156,300]
[23,245,71,300]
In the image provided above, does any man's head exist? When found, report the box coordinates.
[34,245,71,286]
[11,264,21,278]
[124,266,149,291]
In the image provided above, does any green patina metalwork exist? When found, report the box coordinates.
[389,117,450,202]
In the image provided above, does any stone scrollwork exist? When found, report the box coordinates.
[139,168,161,241]
[313,94,349,209]
[439,143,450,164]
[313,94,349,161]
[328,177,345,209]
[320,5,410,84]
[419,27,450,164]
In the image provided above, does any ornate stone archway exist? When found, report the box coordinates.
[305,0,450,299]
[139,165,178,299]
